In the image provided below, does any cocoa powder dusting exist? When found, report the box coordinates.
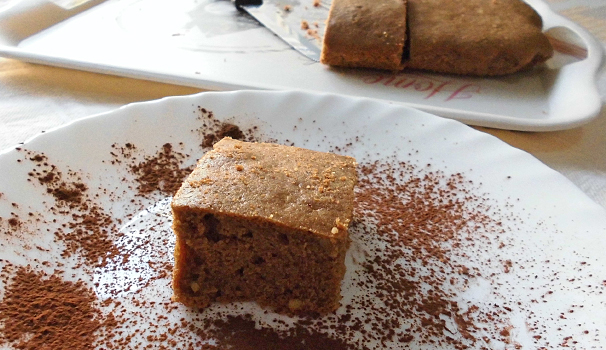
[24,151,121,268]
[350,161,488,346]
[0,266,116,350]
[0,107,603,349]
[127,143,194,196]
[112,116,251,198]
[191,315,351,350]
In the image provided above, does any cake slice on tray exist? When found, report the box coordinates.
[320,0,554,76]
[406,0,553,76]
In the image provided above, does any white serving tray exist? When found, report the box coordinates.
[0,0,603,131]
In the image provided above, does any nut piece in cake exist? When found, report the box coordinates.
[171,137,357,315]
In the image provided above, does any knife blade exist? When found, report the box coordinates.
[235,0,322,62]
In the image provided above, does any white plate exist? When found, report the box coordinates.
[0,90,604,349]
[0,0,602,131]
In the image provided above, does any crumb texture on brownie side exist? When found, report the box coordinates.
[171,138,357,315]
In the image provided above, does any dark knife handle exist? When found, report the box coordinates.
[235,0,263,11]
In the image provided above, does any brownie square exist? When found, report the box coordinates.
[171,137,357,315]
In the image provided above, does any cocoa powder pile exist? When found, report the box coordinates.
[201,122,245,148]
[197,108,259,146]
[0,265,116,350]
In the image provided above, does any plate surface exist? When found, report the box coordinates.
[0,0,602,131]
[0,90,605,349]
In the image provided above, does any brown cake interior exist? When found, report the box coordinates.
[172,211,349,314]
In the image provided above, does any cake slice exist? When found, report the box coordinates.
[171,138,357,315]
[320,0,408,71]
[406,0,553,76]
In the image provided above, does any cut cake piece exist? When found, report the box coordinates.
[406,0,554,76]
[171,137,357,315]
[320,0,408,71]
